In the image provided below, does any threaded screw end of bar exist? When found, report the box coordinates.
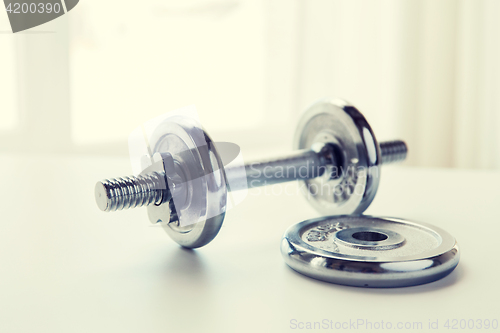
[380,140,408,164]
[95,172,165,212]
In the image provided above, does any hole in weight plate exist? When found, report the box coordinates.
[352,231,388,242]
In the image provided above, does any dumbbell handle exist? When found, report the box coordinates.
[225,149,327,192]
[96,140,407,212]
[225,140,407,191]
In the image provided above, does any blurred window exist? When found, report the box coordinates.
[70,0,266,145]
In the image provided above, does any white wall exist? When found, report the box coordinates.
[0,0,499,168]
[298,0,500,168]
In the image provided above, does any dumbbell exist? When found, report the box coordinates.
[95,98,407,248]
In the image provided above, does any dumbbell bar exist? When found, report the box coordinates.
[96,140,405,212]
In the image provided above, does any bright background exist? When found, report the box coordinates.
[1,0,499,168]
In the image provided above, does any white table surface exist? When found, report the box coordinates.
[0,154,499,333]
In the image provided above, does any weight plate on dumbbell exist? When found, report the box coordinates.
[148,116,227,248]
[281,215,459,288]
[294,99,381,215]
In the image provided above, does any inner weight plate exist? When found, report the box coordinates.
[293,98,381,215]
[148,116,227,249]
[281,215,459,288]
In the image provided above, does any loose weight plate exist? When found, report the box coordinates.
[281,215,459,288]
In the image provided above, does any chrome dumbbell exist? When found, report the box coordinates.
[95,99,407,248]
